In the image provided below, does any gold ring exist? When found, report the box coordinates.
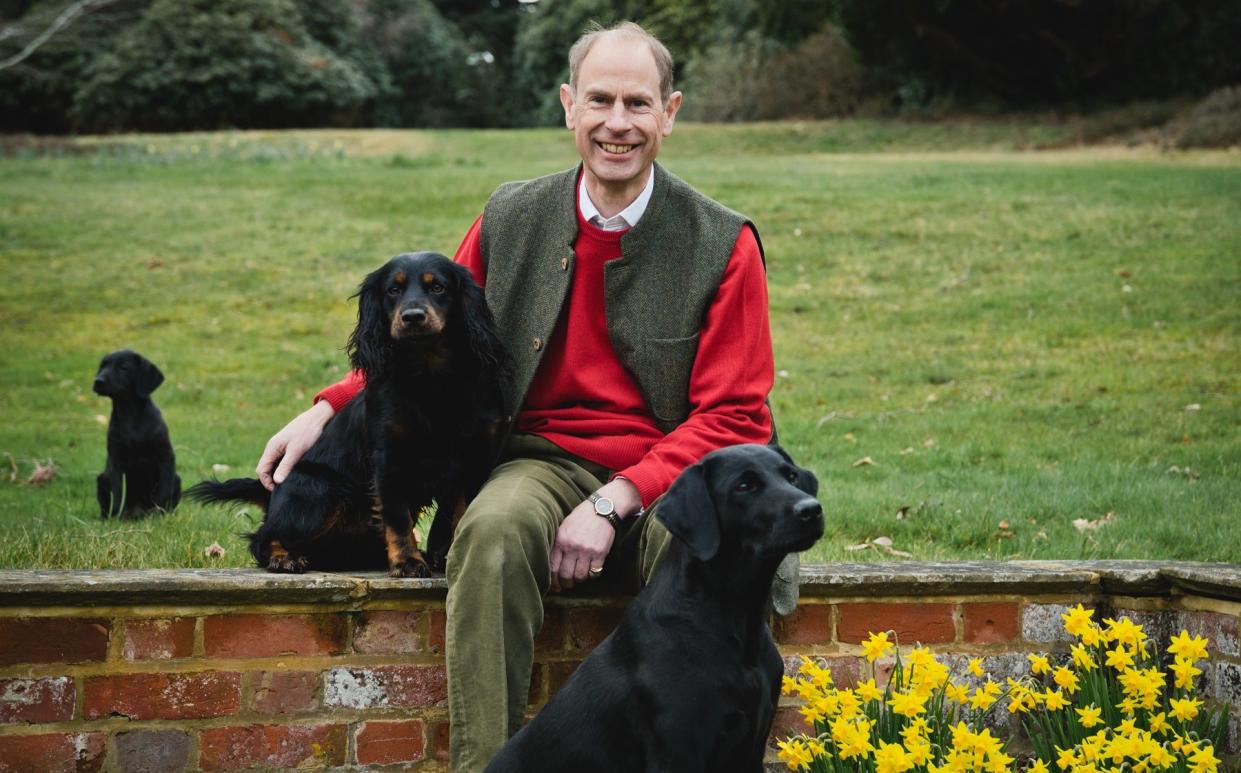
[589,566,603,576]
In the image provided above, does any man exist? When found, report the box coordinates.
[257,22,774,772]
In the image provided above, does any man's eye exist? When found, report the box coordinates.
[429,283,445,294]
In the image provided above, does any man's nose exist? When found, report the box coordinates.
[603,99,631,132]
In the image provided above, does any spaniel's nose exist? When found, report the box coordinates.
[401,307,427,325]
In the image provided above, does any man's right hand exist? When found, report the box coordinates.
[256,400,335,491]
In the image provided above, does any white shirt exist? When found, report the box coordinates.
[577,169,655,231]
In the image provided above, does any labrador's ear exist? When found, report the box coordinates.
[655,461,720,561]
[134,354,164,398]
[772,444,818,496]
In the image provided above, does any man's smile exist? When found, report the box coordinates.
[598,141,638,154]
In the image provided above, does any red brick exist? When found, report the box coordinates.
[428,610,446,655]
[0,618,110,666]
[0,677,75,724]
[964,603,1019,644]
[548,660,582,695]
[1177,610,1240,658]
[567,607,624,652]
[123,618,195,660]
[199,724,346,770]
[324,665,447,709]
[432,722,450,761]
[535,608,566,653]
[837,603,955,644]
[204,614,345,658]
[355,720,426,765]
[84,672,241,720]
[773,603,832,645]
[353,611,424,655]
[0,732,105,773]
[251,671,318,714]
[769,705,810,743]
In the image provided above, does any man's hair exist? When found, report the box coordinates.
[567,21,675,104]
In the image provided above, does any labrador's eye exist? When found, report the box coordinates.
[785,470,799,483]
[734,474,758,494]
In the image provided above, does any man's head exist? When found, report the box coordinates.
[559,22,683,209]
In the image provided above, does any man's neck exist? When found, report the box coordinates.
[583,167,653,219]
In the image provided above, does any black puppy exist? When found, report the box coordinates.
[94,349,181,518]
[486,444,823,773]
[190,252,508,576]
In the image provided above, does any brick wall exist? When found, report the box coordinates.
[0,562,1237,771]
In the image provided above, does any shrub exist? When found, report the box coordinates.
[71,0,382,132]
[1175,86,1241,149]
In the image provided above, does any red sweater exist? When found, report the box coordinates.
[317,207,774,506]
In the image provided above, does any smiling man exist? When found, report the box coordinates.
[256,21,775,772]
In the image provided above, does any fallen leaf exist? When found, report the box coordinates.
[776,369,790,378]
[94,414,108,426]
[923,438,937,449]
[843,432,856,443]
[1184,403,1201,412]
[872,536,893,548]
[212,463,231,474]
[1072,511,1117,532]
[204,541,226,558]
[898,447,914,455]
[846,543,871,552]
[852,456,876,467]
[925,393,939,403]
[27,460,56,486]
[998,520,1010,530]
[147,259,165,269]
[4,453,18,484]
[896,506,910,520]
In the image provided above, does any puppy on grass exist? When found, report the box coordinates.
[93,349,180,518]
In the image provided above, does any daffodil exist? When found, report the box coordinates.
[1188,744,1221,773]
[874,740,915,773]
[1053,665,1081,693]
[1167,630,1209,661]
[1062,603,1095,636]
[968,657,985,677]
[1105,645,1135,671]
[1169,696,1201,721]
[1071,642,1097,671]
[944,681,969,703]
[1044,689,1068,711]
[1148,711,1171,734]
[856,677,883,703]
[1028,653,1051,674]
[1170,655,1202,689]
[862,630,894,662]
[1076,704,1103,728]
[888,689,927,718]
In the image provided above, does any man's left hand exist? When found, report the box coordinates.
[549,478,642,592]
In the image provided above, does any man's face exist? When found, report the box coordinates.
[559,35,682,202]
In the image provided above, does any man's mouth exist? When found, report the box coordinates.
[598,141,637,154]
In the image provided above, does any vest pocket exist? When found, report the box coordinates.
[635,333,701,428]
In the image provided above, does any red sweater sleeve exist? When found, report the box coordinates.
[314,216,488,411]
[613,225,775,504]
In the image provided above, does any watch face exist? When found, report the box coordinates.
[593,496,616,516]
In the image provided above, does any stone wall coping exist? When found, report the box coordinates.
[0,561,1236,608]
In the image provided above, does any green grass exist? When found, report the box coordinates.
[1,121,1238,568]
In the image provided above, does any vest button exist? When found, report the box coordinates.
[560,258,569,271]
[532,337,543,351]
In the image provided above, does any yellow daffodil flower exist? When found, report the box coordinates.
[968,657,985,677]
[1076,704,1103,728]
[1029,653,1051,674]
[1071,643,1097,671]
[1062,604,1095,637]
[856,677,883,703]
[1105,645,1135,671]
[944,682,969,703]
[1169,696,1201,721]
[1170,655,1202,689]
[1167,630,1208,662]
[862,630,895,662]
[1044,689,1068,711]
[1053,665,1081,693]
[889,689,927,718]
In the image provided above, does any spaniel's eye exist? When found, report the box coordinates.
[387,285,402,297]
[428,283,445,295]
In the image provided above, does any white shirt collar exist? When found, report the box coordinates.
[578,169,655,231]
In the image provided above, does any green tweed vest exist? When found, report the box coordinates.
[479,162,763,433]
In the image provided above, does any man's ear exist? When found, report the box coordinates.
[655,461,721,561]
[559,84,576,130]
[662,90,682,136]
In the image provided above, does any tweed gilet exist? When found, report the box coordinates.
[479,162,761,433]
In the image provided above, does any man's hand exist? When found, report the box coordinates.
[256,400,335,491]
[549,477,642,592]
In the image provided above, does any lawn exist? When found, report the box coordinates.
[1,120,1238,568]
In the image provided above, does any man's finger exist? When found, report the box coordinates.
[549,546,563,576]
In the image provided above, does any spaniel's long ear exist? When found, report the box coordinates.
[134,354,164,398]
[347,262,392,380]
[655,460,720,561]
[451,261,508,378]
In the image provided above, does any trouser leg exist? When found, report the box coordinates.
[445,435,608,773]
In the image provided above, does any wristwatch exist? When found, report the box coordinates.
[589,492,623,529]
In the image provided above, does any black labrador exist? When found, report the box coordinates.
[93,349,181,518]
[485,443,824,773]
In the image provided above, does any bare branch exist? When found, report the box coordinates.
[0,0,118,72]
